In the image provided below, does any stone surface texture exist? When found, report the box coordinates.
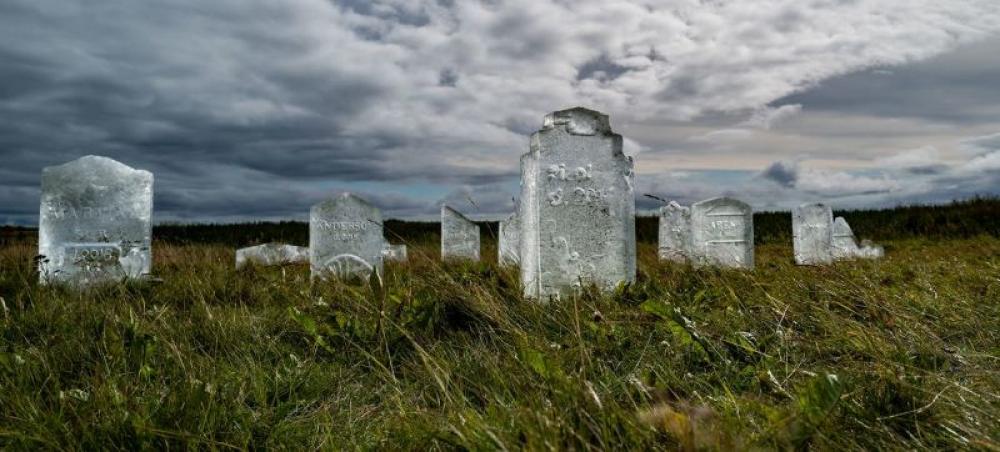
[310,193,384,279]
[658,201,691,263]
[38,155,153,285]
[519,107,636,299]
[382,243,408,262]
[441,205,480,261]
[793,203,834,265]
[690,197,754,269]
[498,211,520,266]
[236,243,308,268]
[832,217,884,260]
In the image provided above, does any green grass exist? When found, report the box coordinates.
[1,230,998,450]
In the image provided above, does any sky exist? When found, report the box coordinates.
[1,0,999,224]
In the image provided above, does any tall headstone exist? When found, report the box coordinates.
[310,193,384,279]
[498,211,520,266]
[793,203,833,265]
[38,155,153,285]
[658,201,691,263]
[519,107,636,298]
[441,205,480,261]
[689,197,754,269]
[236,243,308,269]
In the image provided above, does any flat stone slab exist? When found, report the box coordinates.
[236,243,308,268]
[382,243,407,262]
[519,107,636,298]
[38,155,153,285]
[310,193,384,279]
[441,206,480,261]
[498,211,520,266]
[658,201,691,263]
[690,197,753,269]
[793,203,833,265]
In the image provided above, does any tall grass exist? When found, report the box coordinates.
[1,228,998,449]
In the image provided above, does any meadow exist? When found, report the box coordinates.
[0,199,998,450]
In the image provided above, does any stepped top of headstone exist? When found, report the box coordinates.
[312,192,376,211]
[692,197,750,210]
[43,155,151,180]
[541,107,612,136]
[441,205,473,221]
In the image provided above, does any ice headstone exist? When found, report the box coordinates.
[441,205,480,261]
[236,243,308,269]
[793,203,833,265]
[310,193,384,279]
[382,243,408,262]
[38,155,153,285]
[658,201,691,263]
[689,197,753,269]
[498,211,520,266]
[831,217,861,259]
[519,107,636,298]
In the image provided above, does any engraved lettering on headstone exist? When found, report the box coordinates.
[690,197,753,269]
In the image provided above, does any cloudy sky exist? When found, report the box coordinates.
[2,0,999,224]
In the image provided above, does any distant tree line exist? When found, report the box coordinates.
[2,198,997,247]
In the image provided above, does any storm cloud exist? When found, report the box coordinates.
[1,0,999,223]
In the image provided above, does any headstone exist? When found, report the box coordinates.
[658,201,691,263]
[689,197,754,269]
[858,239,885,259]
[831,217,860,259]
[382,243,408,262]
[236,243,308,269]
[38,155,153,285]
[310,193,384,279]
[441,205,480,261]
[519,107,636,298]
[498,211,520,266]
[793,203,833,265]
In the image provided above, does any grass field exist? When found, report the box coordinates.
[1,202,999,450]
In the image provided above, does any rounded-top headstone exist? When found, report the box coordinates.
[38,155,153,285]
[690,197,754,269]
[310,193,384,279]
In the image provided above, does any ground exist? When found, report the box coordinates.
[0,202,998,450]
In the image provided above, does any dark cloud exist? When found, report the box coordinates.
[758,161,799,187]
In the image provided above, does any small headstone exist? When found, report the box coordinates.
[236,243,308,268]
[310,193,384,279]
[441,205,480,261]
[498,211,520,266]
[858,239,885,259]
[658,201,691,263]
[38,155,153,285]
[831,217,860,259]
[793,203,833,265]
[519,107,636,298]
[689,197,753,269]
[382,243,408,262]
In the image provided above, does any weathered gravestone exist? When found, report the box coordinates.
[793,203,833,265]
[519,107,636,298]
[236,243,308,269]
[382,243,408,262]
[441,205,480,261]
[498,211,520,266]
[310,193,384,279]
[832,217,884,260]
[658,201,691,263]
[38,155,152,285]
[689,197,754,269]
